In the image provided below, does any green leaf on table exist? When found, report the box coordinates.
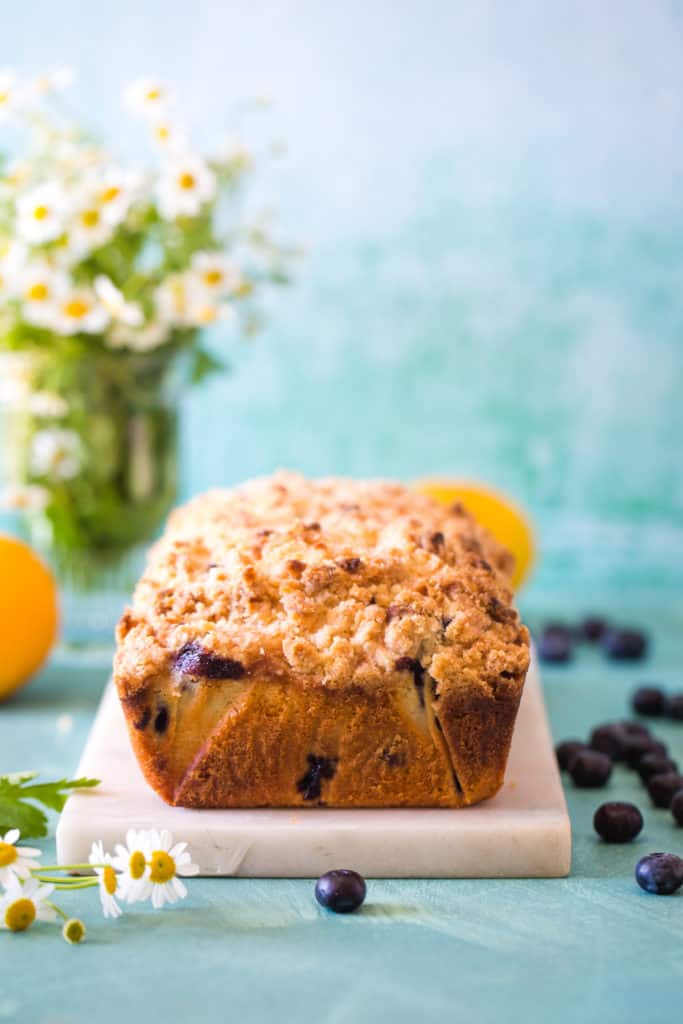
[0,773,100,838]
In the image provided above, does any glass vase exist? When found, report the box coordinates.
[0,346,185,650]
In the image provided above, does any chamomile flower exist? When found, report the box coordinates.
[0,829,42,886]
[30,428,82,480]
[0,240,27,294]
[135,829,199,909]
[53,289,109,335]
[107,320,169,353]
[150,120,187,153]
[155,273,192,326]
[191,251,242,294]
[30,66,75,97]
[15,261,69,327]
[156,154,216,219]
[94,276,143,327]
[0,876,56,932]
[124,77,173,119]
[68,202,116,257]
[89,840,123,919]
[185,292,235,328]
[0,159,31,198]
[0,69,21,121]
[0,484,49,512]
[111,829,151,902]
[16,183,71,244]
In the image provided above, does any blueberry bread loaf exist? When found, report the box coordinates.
[114,471,530,808]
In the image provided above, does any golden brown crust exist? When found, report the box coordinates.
[114,471,529,808]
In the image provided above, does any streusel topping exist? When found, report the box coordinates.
[115,471,529,695]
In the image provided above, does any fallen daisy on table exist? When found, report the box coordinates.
[0,876,56,932]
[0,828,42,885]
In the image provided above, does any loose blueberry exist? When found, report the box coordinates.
[589,724,628,760]
[635,852,683,895]
[538,627,573,664]
[671,790,683,826]
[556,739,587,771]
[621,734,667,769]
[315,869,367,913]
[579,616,608,643]
[667,694,683,721]
[601,628,648,661]
[648,772,683,809]
[637,754,679,784]
[593,802,643,843]
[568,749,612,788]
[631,686,667,717]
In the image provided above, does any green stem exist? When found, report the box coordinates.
[36,863,101,871]
[34,874,98,887]
[46,901,68,922]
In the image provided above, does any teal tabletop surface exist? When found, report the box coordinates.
[2,593,682,1024]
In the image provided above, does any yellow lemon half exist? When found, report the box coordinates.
[0,535,59,701]
[413,479,535,589]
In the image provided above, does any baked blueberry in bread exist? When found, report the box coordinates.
[114,471,530,808]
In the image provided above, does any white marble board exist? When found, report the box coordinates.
[56,655,571,878]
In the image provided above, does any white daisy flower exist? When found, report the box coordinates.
[53,289,109,335]
[155,273,192,326]
[150,119,187,153]
[94,276,143,327]
[16,183,71,244]
[190,252,242,294]
[62,917,86,944]
[185,292,235,328]
[68,202,115,258]
[124,77,173,119]
[30,428,82,480]
[107,320,169,353]
[156,154,216,219]
[0,240,27,295]
[134,829,199,909]
[90,168,141,226]
[26,391,69,417]
[111,828,151,903]
[0,876,56,932]
[88,840,123,919]
[0,69,21,121]
[0,484,49,512]
[15,261,69,327]
[0,159,31,198]
[30,66,75,97]
[0,829,42,886]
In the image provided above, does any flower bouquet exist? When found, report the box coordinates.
[0,69,293,644]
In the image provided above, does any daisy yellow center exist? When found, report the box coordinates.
[81,209,100,228]
[102,865,117,895]
[63,299,89,319]
[33,205,50,221]
[100,186,121,203]
[4,898,35,932]
[0,92,9,105]
[146,88,162,101]
[203,269,223,286]
[149,850,176,884]
[129,850,146,880]
[156,126,170,141]
[0,841,18,867]
[63,918,85,943]
[197,305,218,324]
[178,172,196,190]
[27,282,49,302]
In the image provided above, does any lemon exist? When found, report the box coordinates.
[413,479,535,589]
[0,534,59,701]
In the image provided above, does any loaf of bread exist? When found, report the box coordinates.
[114,471,530,808]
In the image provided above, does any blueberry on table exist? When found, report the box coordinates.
[647,772,683,809]
[538,626,573,664]
[671,790,683,826]
[635,853,683,895]
[601,628,648,661]
[667,694,683,721]
[579,616,608,642]
[631,686,667,717]
[315,870,367,914]
[555,739,587,771]
[568,749,612,788]
[589,723,628,760]
[621,734,667,769]
[593,802,643,843]
[637,754,679,785]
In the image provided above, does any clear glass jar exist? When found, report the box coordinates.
[0,346,185,649]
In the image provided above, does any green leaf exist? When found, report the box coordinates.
[190,346,226,384]
[0,773,100,838]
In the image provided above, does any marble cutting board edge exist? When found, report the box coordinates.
[56,654,571,878]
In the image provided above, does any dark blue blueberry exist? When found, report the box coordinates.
[589,724,628,760]
[601,628,648,661]
[174,642,246,680]
[555,739,587,771]
[579,616,608,643]
[297,754,338,801]
[667,694,683,721]
[568,749,612,788]
[648,772,683,809]
[671,790,683,826]
[593,802,643,843]
[538,627,573,664]
[315,869,367,913]
[632,686,667,717]
[635,853,683,895]
[637,754,679,784]
[622,734,666,769]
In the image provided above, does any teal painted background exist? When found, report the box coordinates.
[4,0,683,600]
